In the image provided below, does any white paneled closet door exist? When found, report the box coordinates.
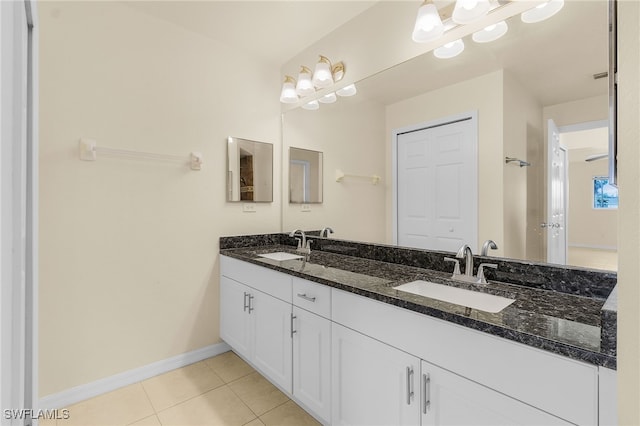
[396,115,478,253]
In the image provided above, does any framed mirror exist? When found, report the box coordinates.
[289,147,323,204]
[226,137,273,202]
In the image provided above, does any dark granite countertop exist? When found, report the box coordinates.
[220,235,617,369]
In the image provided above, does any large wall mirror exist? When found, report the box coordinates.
[289,147,323,204]
[282,1,616,271]
[227,137,273,202]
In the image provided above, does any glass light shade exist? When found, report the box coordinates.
[412,1,444,43]
[295,67,315,97]
[336,84,357,97]
[302,100,320,111]
[452,0,491,24]
[312,56,334,88]
[279,76,298,104]
[318,92,337,104]
[434,39,465,59]
[472,21,508,43]
[521,0,564,23]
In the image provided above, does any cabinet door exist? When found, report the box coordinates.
[220,276,251,359]
[292,307,331,423]
[332,323,420,426]
[252,289,293,393]
[421,360,571,426]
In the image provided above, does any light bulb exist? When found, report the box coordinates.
[318,92,337,104]
[452,0,490,24]
[312,56,334,89]
[279,76,298,104]
[521,0,564,23]
[434,39,465,59]
[336,84,357,97]
[472,21,508,43]
[295,66,314,97]
[302,100,319,111]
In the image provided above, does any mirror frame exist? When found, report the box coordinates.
[226,136,274,203]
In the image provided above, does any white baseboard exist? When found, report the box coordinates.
[39,342,231,409]
[568,243,618,251]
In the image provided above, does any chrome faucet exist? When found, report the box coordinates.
[481,240,498,256]
[320,227,334,238]
[289,229,312,254]
[456,244,474,277]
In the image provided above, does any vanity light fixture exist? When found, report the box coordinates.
[412,0,445,43]
[452,0,491,24]
[434,39,465,59]
[280,55,347,105]
[472,21,508,43]
[295,66,315,96]
[318,92,337,104]
[521,0,564,23]
[279,75,298,104]
[336,83,357,97]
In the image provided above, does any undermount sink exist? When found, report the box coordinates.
[257,252,304,261]
[393,280,515,313]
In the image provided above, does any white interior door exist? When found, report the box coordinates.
[395,115,477,253]
[546,119,568,264]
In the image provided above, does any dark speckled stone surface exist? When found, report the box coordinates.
[219,233,617,369]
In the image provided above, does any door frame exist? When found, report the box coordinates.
[0,0,39,423]
[391,111,478,250]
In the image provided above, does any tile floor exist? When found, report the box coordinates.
[40,351,320,426]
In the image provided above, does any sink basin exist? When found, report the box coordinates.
[393,280,515,313]
[257,252,304,261]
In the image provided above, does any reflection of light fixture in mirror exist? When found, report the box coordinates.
[312,55,334,88]
[434,39,465,59]
[472,21,508,43]
[521,0,564,23]
[279,75,298,103]
[412,0,444,43]
[318,92,337,104]
[336,83,357,97]
[302,100,320,111]
[295,66,314,96]
[452,0,491,24]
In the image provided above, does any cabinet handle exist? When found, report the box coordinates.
[423,373,431,414]
[406,366,414,405]
[290,314,297,338]
[243,292,249,312]
[296,293,316,302]
[248,294,254,313]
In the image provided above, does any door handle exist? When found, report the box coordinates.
[406,366,414,405]
[423,373,431,413]
[290,314,297,338]
[247,294,254,313]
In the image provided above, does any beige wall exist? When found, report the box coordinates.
[282,98,387,243]
[385,71,504,255]
[503,71,543,261]
[617,0,640,423]
[568,153,617,249]
[39,2,281,396]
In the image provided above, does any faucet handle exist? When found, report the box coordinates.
[305,239,313,249]
[477,263,498,284]
[294,237,302,249]
[444,257,461,277]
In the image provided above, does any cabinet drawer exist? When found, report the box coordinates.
[292,277,331,319]
[220,255,292,302]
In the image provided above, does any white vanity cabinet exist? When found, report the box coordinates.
[220,256,293,393]
[421,360,570,425]
[332,322,420,426]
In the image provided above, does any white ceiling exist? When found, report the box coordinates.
[123,1,378,67]
[125,1,608,108]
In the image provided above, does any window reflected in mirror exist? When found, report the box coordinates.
[289,147,323,204]
[227,137,273,202]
